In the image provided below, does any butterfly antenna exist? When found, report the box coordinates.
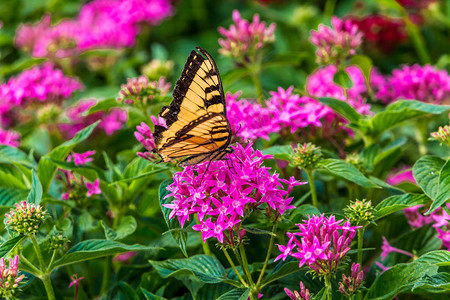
[200,157,214,184]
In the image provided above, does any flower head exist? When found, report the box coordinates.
[0,128,20,148]
[135,121,159,161]
[85,179,101,197]
[284,281,311,300]
[48,234,70,250]
[277,215,360,275]
[345,199,375,227]
[68,150,96,166]
[430,119,450,146]
[338,263,364,297]
[0,255,25,298]
[141,59,174,81]
[291,143,323,170]
[218,10,275,61]
[310,16,363,65]
[5,201,47,235]
[118,76,171,104]
[386,167,416,186]
[165,143,304,244]
[380,236,415,261]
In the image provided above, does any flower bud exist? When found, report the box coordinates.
[5,201,47,235]
[291,143,322,170]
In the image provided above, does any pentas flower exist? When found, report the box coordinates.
[141,59,174,81]
[310,16,363,65]
[218,10,275,61]
[226,92,276,141]
[68,150,96,166]
[98,109,128,135]
[380,236,415,261]
[284,281,311,300]
[86,179,101,197]
[404,205,435,229]
[5,201,47,235]
[48,234,69,250]
[0,255,25,299]
[338,263,364,297]
[117,76,171,104]
[135,119,162,161]
[347,15,407,52]
[275,215,360,275]
[69,274,84,300]
[374,64,450,104]
[113,251,137,263]
[386,167,416,185]
[15,14,52,52]
[164,143,304,244]
[430,122,450,146]
[0,128,20,147]
[345,199,375,227]
[291,143,322,170]
[0,63,83,106]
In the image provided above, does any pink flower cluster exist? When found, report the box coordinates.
[59,99,127,138]
[275,215,360,275]
[338,263,364,297]
[0,255,25,297]
[374,64,450,104]
[226,92,276,141]
[15,0,173,58]
[218,10,276,59]
[284,281,311,300]
[386,167,415,185]
[310,16,363,64]
[118,76,171,104]
[68,150,96,166]
[164,143,304,244]
[0,128,20,148]
[135,120,159,161]
[0,63,82,107]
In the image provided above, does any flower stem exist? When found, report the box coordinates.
[256,224,277,287]
[306,169,318,208]
[239,245,254,286]
[222,248,247,287]
[250,70,264,105]
[324,0,337,17]
[403,16,431,64]
[19,254,41,276]
[100,257,112,295]
[31,235,56,300]
[48,250,57,270]
[324,274,332,300]
[357,227,364,267]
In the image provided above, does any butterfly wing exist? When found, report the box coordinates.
[153,47,231,165]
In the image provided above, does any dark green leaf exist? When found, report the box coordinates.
[0,145,36,168]
[216,288,251,300]
[319,159,379,188]
[101,216,137,241]
[149,255,228,284]
[411,273,450,292]
[415,250,450,266]
[88,98,121,114]
[51,239,158,270]
[0,188,29,206]
[350,55,373,82]
[316,97,362,123]
[0,236,26,258]
[333,69,354,89]
[261,145,293,161]
[429,158,450,213]
[374,194,429,220]
[262,259,301,286]
[141,288,168,300]
[26,170,42,205]
[413,156,444,200]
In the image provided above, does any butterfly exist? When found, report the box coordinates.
[153,47,232,167]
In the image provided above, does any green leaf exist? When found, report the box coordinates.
[159,179,187,257]
[103,152,123,182]
[0,168,27,189]
[0,236,26,258]
[373,137,407,167]
[101,216,137,241]
[47,159,101,182]
[26,170,42,205]
[0,188,29,206]
[364,262,438,300]
[429,158,450,213]
[413,156,444,200]
[415,250,450,266]
[374,194,429,220]
[350,55,373,82]
[333,69,354,89]
[317,97,362,123]
[149,255,229,284]
[0,57,46,76]
[141,288,168,300]
[370,101,450,137]
[197,283,233,300]
[261,145,293,161]
[88,98,121,114]
[319,159,379,188]
[216,288,251,300]
[50,239,158,270]
[262,259,301,286]
[0,145,36,168]
[360,144,379,172]
[411,273,450,292]
[38,121,99,193]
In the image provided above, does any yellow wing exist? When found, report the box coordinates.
[153,47,232,166]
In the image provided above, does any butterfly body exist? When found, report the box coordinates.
[153,47,232,167]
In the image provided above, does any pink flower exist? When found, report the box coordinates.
[310,16,363,64]
[380,236,414,261]
[0,128,20,147]
[15,14,52,52]
[218,10,275,59]
[164,143,304,244]
[98,109,128,135]
[68,274,84,300]
[68,150,96,166]
[135,121,158,161]
[277,215,360,275]
[374,64,450,104]
[113,251,137,263]
[403,205,434,229]
[338,263,364,297]
[386,167,416,185]
[0,63,83,106]
[284,281,311,300]
[85,179,101,197]
[0,255,25,296]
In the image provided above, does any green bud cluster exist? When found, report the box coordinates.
[292,143,322,170]
[48,234,69,250]
[37,103,61,124]
[345,153,367,175]
[430,125,450,147]
[141,59,174,81]
[344,199,375,227]
[5,201,47,235]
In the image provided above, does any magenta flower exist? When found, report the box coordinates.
[0,128,20,147]
[118,76,171,104]
[310,16,363,65]
[15,14,52,52]
[374,64,450,104]
[69,274,84,300]
[68,150,96,166]
[276,215,360,275]
[380,236,415,261]
[0,63,83,106]
[284,281,311,300]
[98,109,128,135]
[338,263,364,297]
[135,121,158,161]
[164,143,304,244]
[218,10,275,60]
[0,255,25,298]
[403,205,434,229]
[85,179,101,197]
[113,251,137,263]
[435,228,450,251]
[386,167,416,185]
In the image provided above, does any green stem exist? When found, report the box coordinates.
[19,254,41,276]
[324,274,332,300]
[100,257,112,295]
[306,169,318,208]
[256,224,277,287]
[414,121,428,156]
[31,235,55,300]
[222,248,247,287]
[357,227,365,267]
[324,0,337,17]
[239,245,254,286]
[250,70,264,105]
[196,215,212,255]
[403,16,431,64]
[48,250,57,270]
